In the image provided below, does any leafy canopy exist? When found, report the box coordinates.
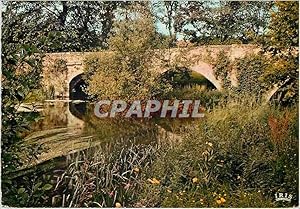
[85,5,172,101]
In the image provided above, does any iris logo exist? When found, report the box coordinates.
[275,192,293,202]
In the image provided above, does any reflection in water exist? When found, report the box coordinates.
[69,102,87,120]
[21,101,195,172]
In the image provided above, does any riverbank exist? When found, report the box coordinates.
[3,100,297,207]
[53,101,298,207]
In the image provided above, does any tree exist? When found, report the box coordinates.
[152,1,179,46]
[262,1,299,105]
[174,1,271,44]
[1,4,57,205]
[84,4,172,101]
[3,1,129,52]
[1,3,47,176]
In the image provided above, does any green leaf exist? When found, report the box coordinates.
[33,182,43,192]
[42,184,53,191]
[17,187,26,194]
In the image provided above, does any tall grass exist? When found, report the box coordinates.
[52,100,298,207]
[135,101,298,207]
[53,139,160,207]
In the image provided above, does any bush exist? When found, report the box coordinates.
[84,8,172,101]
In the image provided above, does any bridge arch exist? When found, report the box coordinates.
[69,73,88,100]
[190,62,222,90]
[264,78,292,103]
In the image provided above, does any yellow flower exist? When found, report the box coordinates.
[133,167,140,173]
[206,142,213,147]
[216,197,226,204]
[147,178,160,185]
[115,202,122,208]
[192,177,199,183]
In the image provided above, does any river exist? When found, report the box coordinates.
[14,101,195,178]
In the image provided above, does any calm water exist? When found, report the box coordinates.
[18,101,195,174]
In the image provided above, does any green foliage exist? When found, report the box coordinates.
[160,67,192,88]
[152,1,179,45]
[2,173,54,207]
[212,51,270,98]
[3,1,129,52]
[2,1,298,208]
[136,102,298,207]
[161,68,216,90]
[166,86,223,110]
[54,142,158,207]
[212,51,232,89]
[174,1,272,44]
[1,43,43,173]
[2,3,51,206]
[84,7,172,101]
[23,89,47,103]
[235,54,267,95]
[7,101,297,207]
[262,1,299,105]
[264,2,299,53]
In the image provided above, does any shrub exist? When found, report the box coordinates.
[84,8,172,101]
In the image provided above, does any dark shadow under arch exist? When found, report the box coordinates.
[161,67,217,90]
[69,74,88,100]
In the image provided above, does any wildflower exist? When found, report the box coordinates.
[115,202,122,208]
[147,178,160,185]
[206,142,213,147]
[216,199,222,204]
[192,177,199,183]
[133,167,140,173]
[167,189,172,193]
[216,197,226,204]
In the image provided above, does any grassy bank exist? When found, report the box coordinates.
[137,102,298,207]
[48,101,298,207]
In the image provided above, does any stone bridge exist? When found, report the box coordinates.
[42,44,276,100]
